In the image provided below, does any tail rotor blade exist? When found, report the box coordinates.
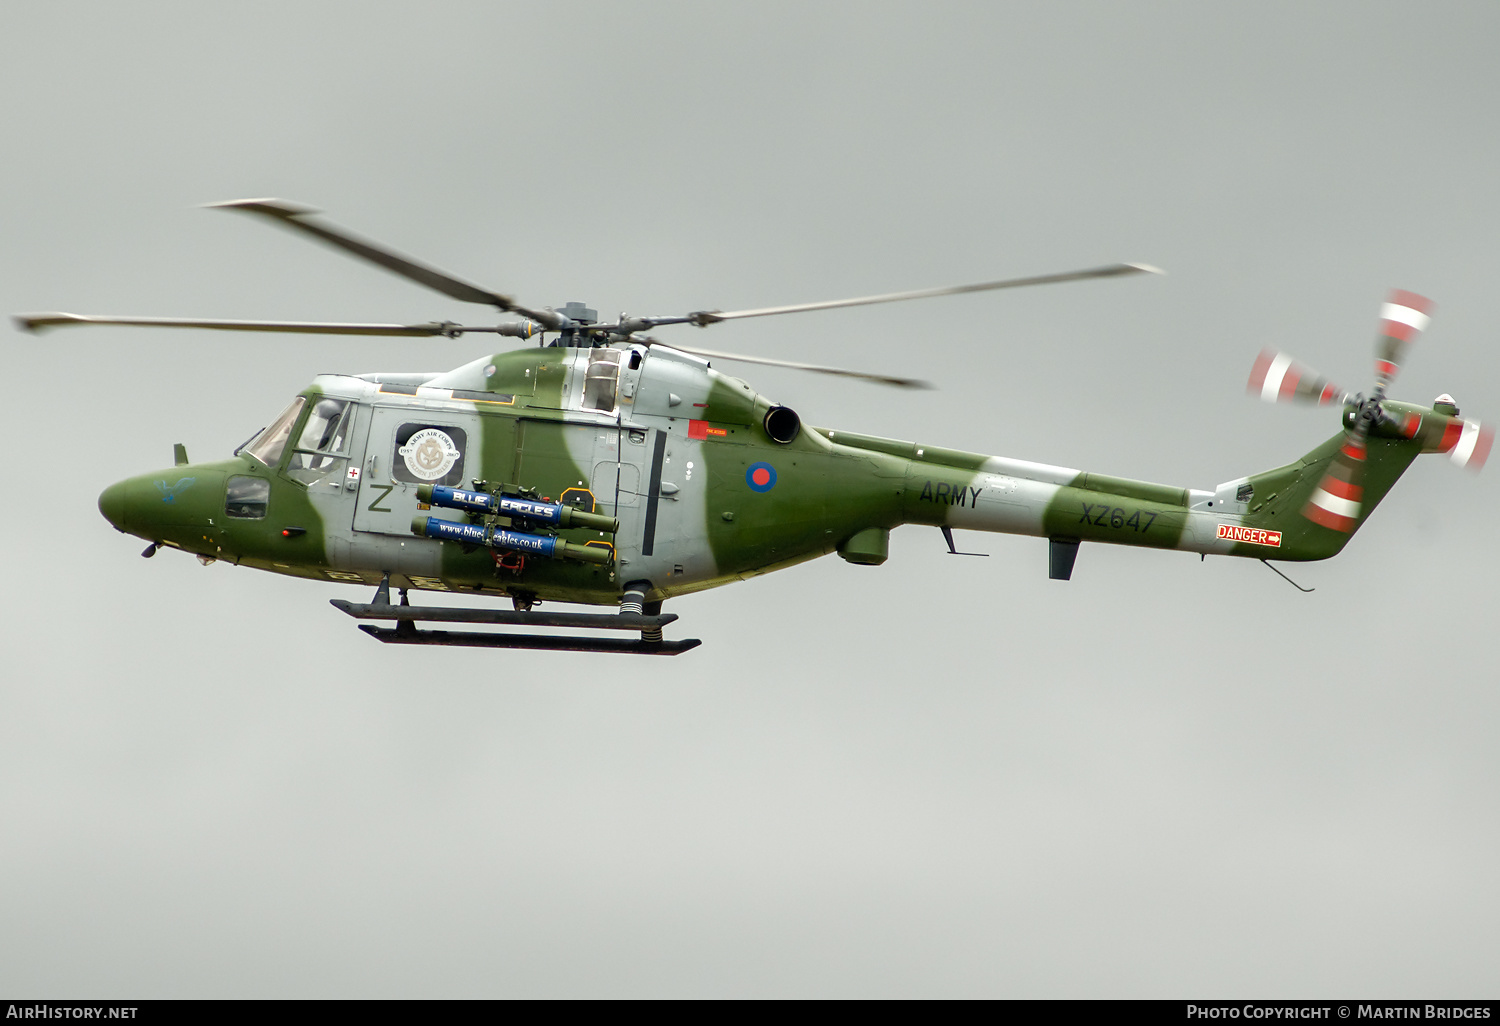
[1247,349,1347,405]
[1374,290,1433,391]
[1444,419,1494,471]
[1303,429,1368,533]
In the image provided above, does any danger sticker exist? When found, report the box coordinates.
[1217,524,1282,547]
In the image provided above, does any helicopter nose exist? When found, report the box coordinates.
[98,479,129,532]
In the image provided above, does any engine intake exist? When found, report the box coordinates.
[763,405,800,444]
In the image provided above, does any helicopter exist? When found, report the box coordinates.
[16,200,1493,654]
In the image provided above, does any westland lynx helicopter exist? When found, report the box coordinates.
[17,201,1492,654]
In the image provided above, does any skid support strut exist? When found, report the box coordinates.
[620,580,664,644]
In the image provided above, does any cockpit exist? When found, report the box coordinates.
[241,395,355,485]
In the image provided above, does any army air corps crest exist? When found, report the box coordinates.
[398,428,462,482]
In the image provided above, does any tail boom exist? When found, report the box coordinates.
[821,409,1442,567]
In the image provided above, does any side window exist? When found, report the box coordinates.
[226,476,269,519]
[287,398,354,486]
[583,349,622,412]
[393,423,467,485]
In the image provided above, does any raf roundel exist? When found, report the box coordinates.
[746,461,777,493]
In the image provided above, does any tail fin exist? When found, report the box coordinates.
[1236,428,1421,561]
[1229,399,1489,560]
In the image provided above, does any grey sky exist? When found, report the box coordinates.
[2,1,1497,997]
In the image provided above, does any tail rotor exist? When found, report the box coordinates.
[1246,288,1488,536]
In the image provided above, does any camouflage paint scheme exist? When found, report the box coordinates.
[97,343,1475,608]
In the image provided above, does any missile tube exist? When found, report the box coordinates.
[416,484,618,532]
[412,516,613,565]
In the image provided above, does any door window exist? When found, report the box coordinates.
[287,398,354,486]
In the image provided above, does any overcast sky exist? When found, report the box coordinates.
[2,1,1497,998]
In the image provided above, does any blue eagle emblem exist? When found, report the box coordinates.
[154,478,196,504]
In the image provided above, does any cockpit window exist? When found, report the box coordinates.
[294,398,352,454]
[243,398,306,467]
[287,398,355,486]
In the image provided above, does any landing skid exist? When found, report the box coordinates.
[331,583,701,655]
[352,623,700,654]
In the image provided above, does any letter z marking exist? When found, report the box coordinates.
[367,483,395,513]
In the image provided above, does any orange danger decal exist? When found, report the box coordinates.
[1217,524,1282,547]
[688,420,728,441]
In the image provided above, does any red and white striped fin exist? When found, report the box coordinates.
[1247,349,1346,405]
[1446,419,1494,471]
[1374,289,1433,387]
[1303,441,1365,533]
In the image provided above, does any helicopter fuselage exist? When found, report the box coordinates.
[32,200,1486,651]
[96,341,1454,609]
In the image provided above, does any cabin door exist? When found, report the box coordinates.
[352,405,477,537]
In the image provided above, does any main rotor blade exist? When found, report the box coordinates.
[12,313,510,337]
[650,340,931,388]
[205,199,564,330]
[668,262,1161,327]
[1373,289,1432,394]
[1247,349,1348,405]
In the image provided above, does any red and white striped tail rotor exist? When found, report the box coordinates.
[1374,289,1433,392]
[1247,349,1347,405]
[1254,288,1488,533]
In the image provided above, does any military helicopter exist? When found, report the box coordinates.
[16,201,1492,654]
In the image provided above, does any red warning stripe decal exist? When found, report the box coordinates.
[1216,524,1282,548]
[687,420,728,441]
